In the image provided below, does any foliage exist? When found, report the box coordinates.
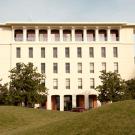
[0,80,9,105]
[96,71,128,102]
[9,63,47,107]
[126,78,135,99]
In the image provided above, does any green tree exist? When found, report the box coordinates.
[0,80,9,105]
[126,79,135,99]
[9,63,47,107]
[96,71,128,103]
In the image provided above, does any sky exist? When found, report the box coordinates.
[0,0,135,23]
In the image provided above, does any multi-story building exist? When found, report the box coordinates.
[0,22,134,111]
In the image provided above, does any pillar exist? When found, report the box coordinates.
[47,95,51,110]
[72,95,76,108]
[107,27,111,42]
[71,27,75,42]
[83,27,87,42]
[23,26,26,42]
[85,95,89,109]
[12,27,15,42]
[35,26,39,42]
[60,95,64,111]
[95,27,99,42]
[60,26,63,42]
[47,27,51,42]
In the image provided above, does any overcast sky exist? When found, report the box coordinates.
[0,0,134,23]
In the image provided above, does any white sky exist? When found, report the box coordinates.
[0,0,135,22]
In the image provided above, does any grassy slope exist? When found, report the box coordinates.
[0,100,135,135]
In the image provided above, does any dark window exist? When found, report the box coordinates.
[53,47,57,58]
[77,47,82,58]
[29,47,33,58]
[53,63,58,73]
[16,47,21,58]
[41,48,45,58]
[65,47,70,58]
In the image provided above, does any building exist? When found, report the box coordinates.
[0,22,134,111]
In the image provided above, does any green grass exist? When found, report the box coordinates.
[0,100,135,135]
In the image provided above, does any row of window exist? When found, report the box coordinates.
[14,29,119,42]
[40,62,118,74]
[16,47,118,58]
[53,78,95,89]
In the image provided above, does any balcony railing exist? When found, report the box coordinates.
[15,36,23,41]
[87,35,95,42]
[75,35,83,41]
[63,34,71,41]
[111,36,119,41]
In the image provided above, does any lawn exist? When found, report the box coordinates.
[0,100,135,135]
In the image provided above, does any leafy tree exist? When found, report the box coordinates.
[96,71,128,103]
[0,79,9,105]
[9,63,47,107]
[126,79,135,99]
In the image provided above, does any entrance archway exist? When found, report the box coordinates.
[51,95,60,110]
[76,95,85,108]
[64,95,72,111]
[89,95,97,109]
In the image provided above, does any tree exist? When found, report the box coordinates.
[126,79,135,99]
[96,71,128,103]
[9,63,47,107]
[0,80,9,105]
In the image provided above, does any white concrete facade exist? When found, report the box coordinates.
[0,22,135,111]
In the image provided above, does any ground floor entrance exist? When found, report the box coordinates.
[48,94,98,111]
[51,95,60,110]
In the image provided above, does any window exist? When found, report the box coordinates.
[78,78,82,89]
[41,79,45,87]
[27,30,35,41]
[16,63,21,70]
[78,63,82,73]
[65,63,70,73]
[53,63,58,73]
[101,47,106,58]
[29,47,33,58]
[39,30,47,41]
[90,62,94,73]
[14,30,23,41]
[113,47,118,58]
[16,47,21,58]
[102,62,106,71]
[114,62,118,73]
[90,78,95,89]
[41,48,45,58]
[89,47,94,58]
[65,47,70,58]
[66,78,70,89]
[41,63,45,73]
[77,47,82,58]
[53,47,57,58]
[53,79,58,89]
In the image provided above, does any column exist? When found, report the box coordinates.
[47,27,51,42]
[95,27,99,42]
[35,26,39,42]
[60,95,64,111]
[12,27,15,42]
[47,95,52,110]
[107,27,111,42]
[83,27,87,42]
[72,95,76,108]
[85,95,89,109]
[71,27,75,42]
[60,26,63,42]
[23,26,27,42]
[119,27,121,42]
